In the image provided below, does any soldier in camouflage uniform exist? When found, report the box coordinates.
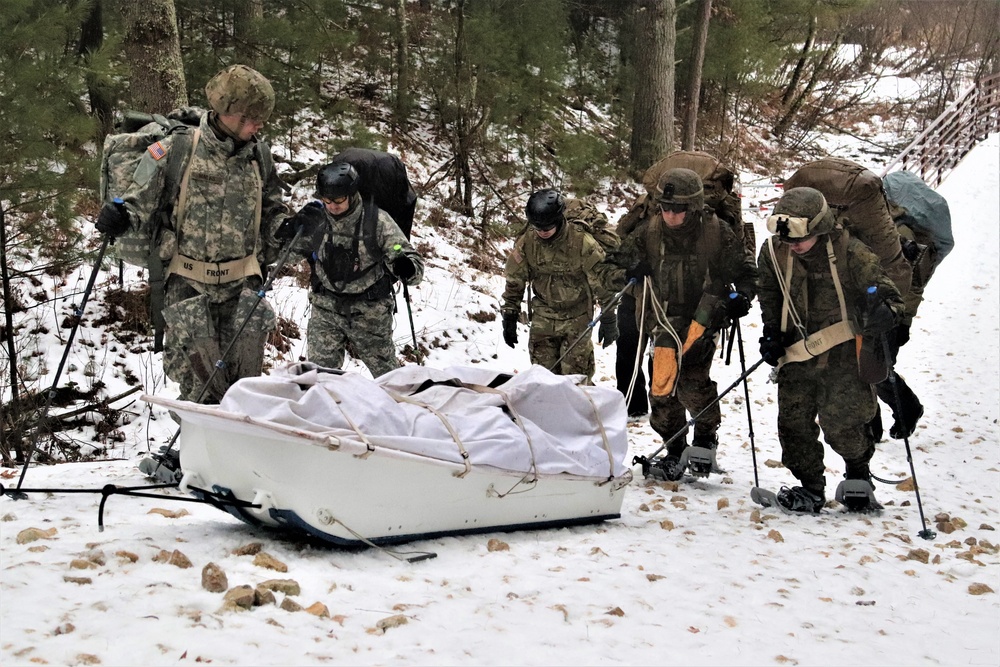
[278,162,423,378]
[608,169,758,479]
[95,64,288,404]
[757,187,903,513]
[501,189,619,385]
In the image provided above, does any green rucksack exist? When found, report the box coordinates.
[563,197,620,255]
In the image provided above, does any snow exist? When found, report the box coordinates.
[2,134,998,666]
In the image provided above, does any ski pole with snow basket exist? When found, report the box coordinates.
[548,278,637,373]
[14,203,120,493]
[878,329,936,540]
[733,320,761,489]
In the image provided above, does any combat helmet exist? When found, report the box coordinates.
[205,65,275,122]
[314,162,360,200]
[525,189,566,230]
[656,168,705,213]
[767,187,835,241]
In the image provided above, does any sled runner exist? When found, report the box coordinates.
[143,364,632,547]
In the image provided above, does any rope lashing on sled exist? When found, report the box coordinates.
[321,513,437,563]
[321,386,376,458]
[385,389,473,478]
[579,387,615,479]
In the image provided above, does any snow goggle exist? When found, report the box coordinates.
[658,202,689,214]
[530,221,559,232]
[766,214,812,241]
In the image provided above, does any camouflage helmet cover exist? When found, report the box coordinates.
[656,168,705,212]
[205,65,275,122]
[767,186,835,241]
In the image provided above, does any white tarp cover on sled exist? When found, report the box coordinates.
[218,363,629,478]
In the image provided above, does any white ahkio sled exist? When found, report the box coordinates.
[144,363,632,548]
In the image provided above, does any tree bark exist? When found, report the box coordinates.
[234,0,264,67]
[681,0,712,150]
[394,0,410,127]
[630,0,676,174]
[116,0,188,113]
[0,205,23,463]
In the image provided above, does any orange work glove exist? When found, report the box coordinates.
[681,320,707,355]
[652,346,678,397]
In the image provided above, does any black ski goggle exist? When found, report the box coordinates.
[658,202,688,214]
[531,222,558,232]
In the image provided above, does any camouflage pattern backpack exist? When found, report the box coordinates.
[563,197,620,255]
[617,150,752,256]
[784,157,912,297]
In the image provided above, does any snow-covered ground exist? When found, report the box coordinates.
[1,134,997,666]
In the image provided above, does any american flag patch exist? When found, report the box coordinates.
[147,141,167,160]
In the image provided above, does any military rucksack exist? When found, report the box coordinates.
[329,147,418,240]
[784,158,912,296]
[882,170,954,288]
[563,198,620,255]
[617,150,753,256]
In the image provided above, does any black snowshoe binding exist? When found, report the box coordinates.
[835,478,883,513]
[775,486,825,514]
[634,453,685,481]
[138,446,182,485]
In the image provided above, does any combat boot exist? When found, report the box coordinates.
[687,434,719,476]
[836,461,883,512]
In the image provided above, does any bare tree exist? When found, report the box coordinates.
[630,0,676,173]
[116,0,188,113]
[680,0,712,150]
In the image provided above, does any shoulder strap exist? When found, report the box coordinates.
[361,197,380,258]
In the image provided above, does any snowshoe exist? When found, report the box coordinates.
[138,448,182,485]
[835,478,883,513]
[775,486,825,514]
[682,446,722,477]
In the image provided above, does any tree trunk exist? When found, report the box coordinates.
[681,0,711,150]
[774,31,842,139]
[780,15,817,108]
[78,0,115,142]
[394,0,410,127]
[116,0,188,113]
[0,206,23,464]
[234,0,264,67]
[630,0,676,174]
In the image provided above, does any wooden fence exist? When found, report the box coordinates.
[881,72,1000,185]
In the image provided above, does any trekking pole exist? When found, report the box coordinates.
[635,357,766,465]
[865,296,935,540]
[549,278,636,373]
[15,228,114,493]
[734,321,760,488]
[149,225,309,472]
[401,282,421,364]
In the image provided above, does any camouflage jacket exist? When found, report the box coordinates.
[610,209,758,338]
[121,113,287,300]
[503,222,617,322]
[312,195,424,296]
[757,227,903,342]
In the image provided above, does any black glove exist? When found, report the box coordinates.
[900,237,921,263]
[726,291,752,319]
[276,201,325,241]
[759,325,787,367]
[864,301,897,337]
[625,260,653,282]
[392,255,416,281]
[95,200,131,237]
[597,314,619,348]
[502,311,519,349]
[894,323,910,348]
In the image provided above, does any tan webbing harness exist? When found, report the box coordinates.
[165,129,264,286]
[766,236,857,368]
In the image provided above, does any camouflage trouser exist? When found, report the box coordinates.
[307,292,400,378]
[161,277,275,403]
[528,311,595,385]
[649,338,719,453]
[776,344,878,492]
